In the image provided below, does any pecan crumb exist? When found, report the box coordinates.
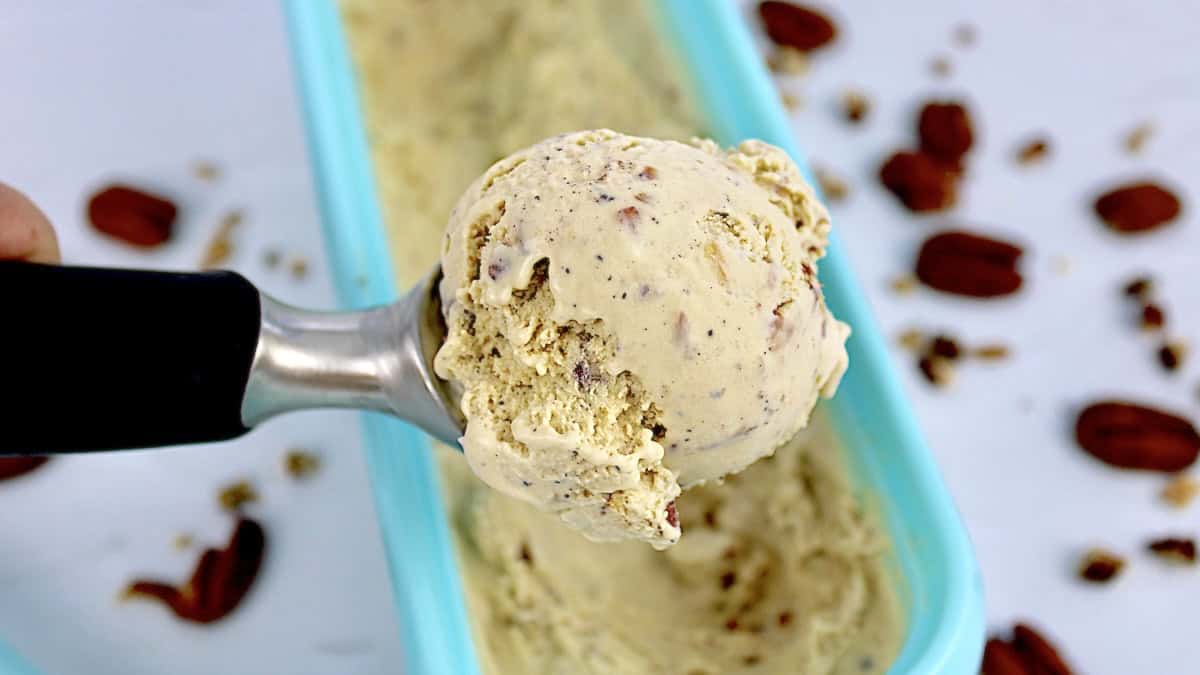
[918,355,954,387]
[1162,475,1199,508]
[897,329,925,352]
[617,206,640,231]
[841,90,870,124]
[1141,303,1166,330]
[218,480,258,512]
[518,542,534,564]
[767,46,809,76]
[1124,276,1153,298]
[953,23,976,47]
[263,248,282,269]
[1051,255,1071,276]
[719,571,737,590]
[284,449,321,480]
[199,209,243,270]
[1016,137,1050,165]
[665,501,679,528]
[638,166,657,180]
[930,56,952,78]
[813,165,848,203]
[930,335,961,360]
[1159,341,1187,372]
[780,92,803,111]
[573,360,606,390]
[173,533,193,551]
[778,610,794,626]
[1124,122,1154,155]
[289,257,309,280]
[973,344,1011,361]
[1079,548,1125,583]
[743,655,762,666]
[487,258,507,280]
[674,312,690,350]
[1147,537,1196,564]
[890,275,917,295]
[650,423,668,441]
[192,160,220,182]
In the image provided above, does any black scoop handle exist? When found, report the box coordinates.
[0,261,261,454]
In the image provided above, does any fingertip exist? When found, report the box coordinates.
[0,182,60,263]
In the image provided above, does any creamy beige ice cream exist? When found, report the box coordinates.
[341,0,700,289]
[442,414,903,675]
[434,130,850,548]
[344,0,903,671]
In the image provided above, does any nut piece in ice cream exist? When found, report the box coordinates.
[435,130,849,548]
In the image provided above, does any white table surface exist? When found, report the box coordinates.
[2,1,1198,673]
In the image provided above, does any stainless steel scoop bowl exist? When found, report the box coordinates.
[242,268,464,446]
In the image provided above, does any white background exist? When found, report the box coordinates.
[2,1,1199,673]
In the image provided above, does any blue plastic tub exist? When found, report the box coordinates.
[0,646,36,675]
[283,1,986,673]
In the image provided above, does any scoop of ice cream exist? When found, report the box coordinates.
[434,129,849,548]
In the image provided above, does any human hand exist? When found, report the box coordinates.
[0,181,59,477]
[0,181,60,263]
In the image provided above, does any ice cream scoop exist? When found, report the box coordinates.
[435,130,848,548]
[4,131,847,551]
[2,261,465,452]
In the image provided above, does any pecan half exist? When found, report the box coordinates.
[915,230,1024,297]
[981,639,1027,675]
[0,457,49,481]
[125,517,266,624]
[1094,182,1181,234]
[879,151,957,212]
[1012,623,1074,675]
[918,101,974,164]
[758,1,837,52]
[87,184,177,248]
[1075,401,1200,472]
